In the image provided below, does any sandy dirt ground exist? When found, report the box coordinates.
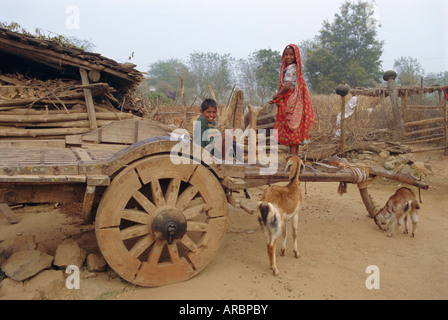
[1,150,447,300]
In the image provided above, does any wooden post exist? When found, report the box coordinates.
[247,104,263,130]
[217,89,244,131]
[340,95,346,151]
[358,187,379,218]
[82,186,96,224]
[419,76,423,105]
[383,70,403,141]
[402,89,408,135]
[79,68,98,130]
[444,93,447,156]
[208,84,217,102]
[181,76,188,129]
[335,83,350,152]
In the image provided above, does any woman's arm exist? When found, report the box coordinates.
[268,81,292,104]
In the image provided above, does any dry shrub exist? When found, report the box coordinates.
[308,94,394,149]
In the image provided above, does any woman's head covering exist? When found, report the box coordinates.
[278,44,314,135]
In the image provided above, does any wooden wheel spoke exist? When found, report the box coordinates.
[151,179,166,207]
[147,241,164,266]
[120,224,149,241]
[129,235,155,258]
[96,155,228,287]
[122,209,150,224]
[165,178,181,206]
[132,190,156,214]
[176,185,199,211]
[183,203,213,220]
[167,243,180,264]
[179,234,198,253]
[187,221,209,232]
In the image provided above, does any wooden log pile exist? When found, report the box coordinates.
[0,27,147,140]
[0,73,135,139]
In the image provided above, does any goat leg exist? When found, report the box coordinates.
[281,223,287,256]
[267,240,279,276]
[387,216,401,237]
[410,211,418,237]
[292,214,300,258]
[404,213,411,234]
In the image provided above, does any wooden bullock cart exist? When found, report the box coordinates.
[0,120,429,287]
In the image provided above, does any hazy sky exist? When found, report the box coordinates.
[1,0,447,75]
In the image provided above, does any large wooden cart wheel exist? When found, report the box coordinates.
[95,155,228,287]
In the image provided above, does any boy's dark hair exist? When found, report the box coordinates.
[201,98,217,111]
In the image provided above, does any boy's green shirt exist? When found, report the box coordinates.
[194,115,218,149]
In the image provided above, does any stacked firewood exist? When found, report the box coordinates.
[0,73,137,139]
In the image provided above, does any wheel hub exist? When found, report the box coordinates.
[151,208,187,244]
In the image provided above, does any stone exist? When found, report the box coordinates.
[0,278,24,297]
[412,161,429,177]
[11,235,36,254]
[24,270,64,294]
[383,160,395,171]
[77,231,99,254]
[86,253,107,272]
[53,239,86,268]
[36,243,48,255]
[1,250,53,281]
[400,164,414,175]
[3,235,36,259]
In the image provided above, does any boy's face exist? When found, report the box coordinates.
[201,107,217,123]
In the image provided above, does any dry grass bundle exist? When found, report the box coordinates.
[304,94,397,160]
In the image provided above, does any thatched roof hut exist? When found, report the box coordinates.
[0,27,146,139]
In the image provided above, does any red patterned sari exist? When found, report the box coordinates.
[274,44,314,147]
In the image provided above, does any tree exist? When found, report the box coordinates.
[237,48,281,104]
[302,0,384,93]
[393,56,425,85]
[147,58,194,103]
[253,49,282,103]
[187,52,235,103]
[424,71,448,86]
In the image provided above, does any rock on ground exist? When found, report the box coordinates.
[86,253,107,272]
[1,250,53,281]
[53,239,86,268]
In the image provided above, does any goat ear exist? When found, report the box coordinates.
[286,160,298,181]
[285,159,292,172]
[300,163,305,174]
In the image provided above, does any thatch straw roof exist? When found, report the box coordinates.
[0,27,143,89]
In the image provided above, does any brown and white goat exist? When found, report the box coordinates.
[256,155,304,275]
[374,187,420,237]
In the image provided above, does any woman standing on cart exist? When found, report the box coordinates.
[268,44,314,156]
